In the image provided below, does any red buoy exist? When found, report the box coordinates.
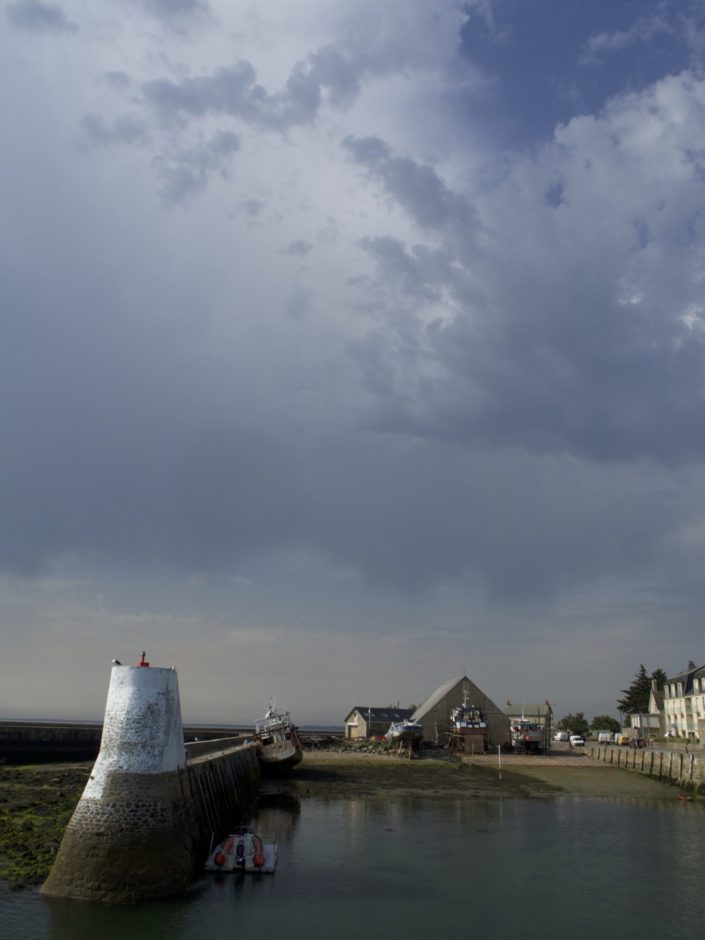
[214,852,226,867]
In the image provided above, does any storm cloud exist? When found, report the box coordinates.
[6,0,77,33]
[2,0,705,723]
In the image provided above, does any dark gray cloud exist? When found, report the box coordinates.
[80,113,149,148]
[103,71,132,92]
[142,48,362,131]
[343,136,478,254]
[284,240,313,257]
[155,129,240,202]
[352,225,705,463]
[343,81,705,464]
[5,0,705,618]
[134,0,210,21]
[6,0,77,33]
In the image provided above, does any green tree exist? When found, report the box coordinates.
[590,715,620,733]
[557,712,590,736]
[652,668,667,690]
[617,664,666,715]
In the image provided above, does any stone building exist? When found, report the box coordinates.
[344,706,414,740]
[411,676,510,747]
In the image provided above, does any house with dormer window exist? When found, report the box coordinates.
[662,661,705,738]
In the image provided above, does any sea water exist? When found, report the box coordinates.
[2,795,704,940]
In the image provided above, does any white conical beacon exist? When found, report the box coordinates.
[43,655,194,903]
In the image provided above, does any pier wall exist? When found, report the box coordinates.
[187,743,260,851]
[0,722,102,763]
[587,744,705,789]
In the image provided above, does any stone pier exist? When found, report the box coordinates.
[42,657,260,904]
[587,743,705,790]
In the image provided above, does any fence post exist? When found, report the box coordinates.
[649,751,654,776]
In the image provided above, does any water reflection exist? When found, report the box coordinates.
[5,795,705,940]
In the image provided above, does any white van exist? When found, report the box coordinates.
[554,731,569,742]
[597,731,614,744]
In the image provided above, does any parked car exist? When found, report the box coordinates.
[554,731,569,742]
[569,734,585,747]
[596,731,614,744]
[614,733,631,746]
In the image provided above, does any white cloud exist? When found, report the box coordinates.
[581,12,674,64]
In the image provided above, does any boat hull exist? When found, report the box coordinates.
[205,831,278,874]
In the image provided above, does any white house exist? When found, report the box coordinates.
[662,661,705,738]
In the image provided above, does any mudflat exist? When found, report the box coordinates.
[292,750,677,801]
[0,763,90,889]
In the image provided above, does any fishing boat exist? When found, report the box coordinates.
[510,717,544,753]
[447,690,488,753]
[205,829,278,873]
[254,701,303,773]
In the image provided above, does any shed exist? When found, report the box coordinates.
[411,676,510,747]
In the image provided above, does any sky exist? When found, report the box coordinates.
[2,0,705,727]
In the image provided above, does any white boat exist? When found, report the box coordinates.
[205,829,278,873]
[510,718,544,753]
[385,719,423,743]
[254,701,303,772]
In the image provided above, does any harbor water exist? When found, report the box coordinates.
[3,794,704,939]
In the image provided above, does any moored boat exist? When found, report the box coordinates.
[254,701,303,773]
[205,829,278,873]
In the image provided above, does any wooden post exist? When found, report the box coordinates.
[649,751,654,776]
[668,752,673,781]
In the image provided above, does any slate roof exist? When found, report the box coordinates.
[666,662,705,695]
[345,706,414,723]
